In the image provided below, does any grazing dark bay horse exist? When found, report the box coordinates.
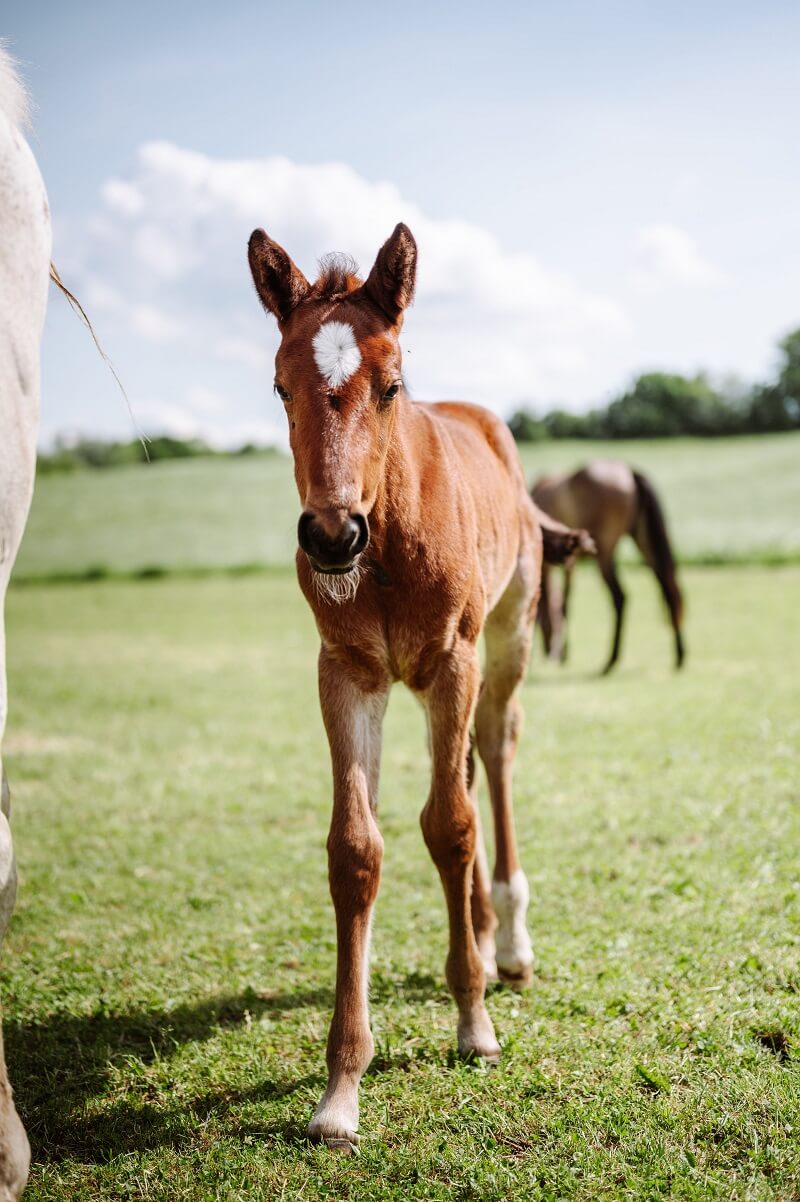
[248,222,589,1150]
[532,460,685,674]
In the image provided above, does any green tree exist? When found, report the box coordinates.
[746,329,800,431]
[507,409,547,442]
[602,372,737,438]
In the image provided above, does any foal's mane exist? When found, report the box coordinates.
[313,253,362,301]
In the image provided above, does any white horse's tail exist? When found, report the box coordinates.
[48,263,148,454]
[0,41,31,130]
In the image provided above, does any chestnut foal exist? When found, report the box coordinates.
[248,224,584,1150]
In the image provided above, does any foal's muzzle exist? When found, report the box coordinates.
[298,511,369,573]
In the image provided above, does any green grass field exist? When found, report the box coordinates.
[3,561,800,1200]
[13,431,800,580]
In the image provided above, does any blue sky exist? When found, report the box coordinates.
[6,0,800,444]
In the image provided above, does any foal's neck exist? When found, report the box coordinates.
[370,398,428,550]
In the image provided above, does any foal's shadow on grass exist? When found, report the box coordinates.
[5,985,332,1163]
[6,971,453,1163]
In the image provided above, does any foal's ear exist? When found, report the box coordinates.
[248,230,310,325]
[363,223,417,324]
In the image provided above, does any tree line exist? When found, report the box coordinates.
[37,326,800,470]
[509,327,800,441]
[37,436,276,473]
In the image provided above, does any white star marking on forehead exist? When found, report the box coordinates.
[312,321,362,389]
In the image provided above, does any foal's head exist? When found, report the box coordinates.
[248,224,417,587]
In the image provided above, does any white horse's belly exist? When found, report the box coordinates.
[0,112,50,741]
[0,111,50,593]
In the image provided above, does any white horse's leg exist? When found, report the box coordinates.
[0,802,29,1201]
[0,63,52,1199]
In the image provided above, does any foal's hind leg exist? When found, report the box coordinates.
[467,734,498,979]
[476,562,535,989]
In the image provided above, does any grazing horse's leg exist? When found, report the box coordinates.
[599,553,626,675]
[538,564,572,664]
[308,649,389,1150]
[558,564,573,663]
[537,567,554,658]
[631,535,685,670]
[476,561,535,989]
[421,641,500,1060]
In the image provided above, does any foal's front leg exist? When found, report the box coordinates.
[421,642,500,1061]
[308,649,388,1151]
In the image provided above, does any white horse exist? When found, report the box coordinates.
[0,43,51,1200]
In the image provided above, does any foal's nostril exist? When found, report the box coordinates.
[297,511,369,566]
[333,514,367,555]
[297,511,316,557]
[339,518,360,558]
[346,514,369,557]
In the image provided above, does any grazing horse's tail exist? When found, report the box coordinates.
[632,470,685,664]
[531,502,596,565]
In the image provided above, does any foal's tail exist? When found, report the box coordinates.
[632,470,685,661]
[532,502,596,565]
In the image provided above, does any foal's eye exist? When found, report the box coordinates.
[381,383,400,404]
[274,383,291,403]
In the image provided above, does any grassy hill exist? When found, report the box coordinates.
[13,431,800,581]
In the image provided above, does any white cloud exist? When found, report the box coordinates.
[84,279,185,344]
[134,223,197,280]
[135,398,286,450]
[70,141,631,424]
[214,335,270,370]
[130,304,185,343]
[186,386,226,415]
[101,179,145,218]
[85,279,125,312]
[632,223,723,289]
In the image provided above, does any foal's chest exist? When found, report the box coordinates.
[314,577,473,694]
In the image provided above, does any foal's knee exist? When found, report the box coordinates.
[421,791,476,876]
[327,823,383,911]
[476,694,523,767]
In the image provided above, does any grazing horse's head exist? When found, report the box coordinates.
[248,223,417,586]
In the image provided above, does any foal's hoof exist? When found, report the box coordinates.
[323,1136,359,1155]
[458,1014,501,1064]
[460,1040,501,1067]
[497,962,534,991]
[308,1122,360,1155]
[308,1101,360,1153]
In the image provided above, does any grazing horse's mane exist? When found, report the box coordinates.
[312,252,362,300]
[0,42,31,130]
